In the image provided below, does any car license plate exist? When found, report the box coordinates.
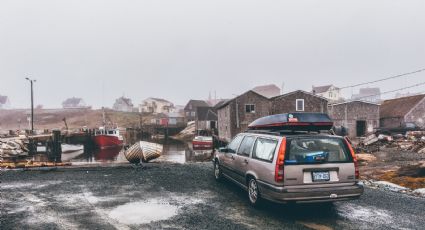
[312,171,330,182]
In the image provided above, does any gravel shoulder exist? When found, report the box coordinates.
[359,148,425,190]
[1,162,425,230]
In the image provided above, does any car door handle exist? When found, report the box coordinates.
[244,159,249,164]
[231,155,235,160]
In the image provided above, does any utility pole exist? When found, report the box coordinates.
[25,77,36,133]
[232,94,240,129]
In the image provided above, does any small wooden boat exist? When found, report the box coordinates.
[124,141,163,163]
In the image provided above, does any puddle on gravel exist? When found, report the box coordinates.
[337,203,392,224]
[108,199,179,225]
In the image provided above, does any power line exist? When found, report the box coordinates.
[350,81,425,101]
[340,68,425,89]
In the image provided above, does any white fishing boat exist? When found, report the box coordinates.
[61,149,84,161]
[62,144,84,153]
[37,144,84,153]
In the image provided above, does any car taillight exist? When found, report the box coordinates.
[345,137,359,180]
[275,137,286,182]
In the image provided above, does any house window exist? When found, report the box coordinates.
[245,104,255,113]
[191,111,196,116]
[296,99,304,111]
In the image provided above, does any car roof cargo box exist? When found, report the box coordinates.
[248,113,333,132]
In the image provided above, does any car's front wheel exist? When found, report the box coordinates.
[214,160,222,181]
[248,178,261,206]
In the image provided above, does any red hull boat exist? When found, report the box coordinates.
[192,136,213,150]
[94,146,121,161]
[93,128,123,149]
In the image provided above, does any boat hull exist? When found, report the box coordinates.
[95,146,122,161]
[124,141,163,163]
[93,135,123,149]
[192,141,213,150]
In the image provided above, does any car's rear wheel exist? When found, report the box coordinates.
[214,160,222,181]
[248,178,261,206]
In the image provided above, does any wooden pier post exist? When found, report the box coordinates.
[28,139,36,156]
[51,129,62,162]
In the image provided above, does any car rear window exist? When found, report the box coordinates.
[285,137,351,164]
[252,138,278,162]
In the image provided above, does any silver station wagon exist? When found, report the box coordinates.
[213,113,363,206]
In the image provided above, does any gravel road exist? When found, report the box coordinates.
[1,163,424,230]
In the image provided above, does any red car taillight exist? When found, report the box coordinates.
[345,137,359,180]
[275,137,287,182]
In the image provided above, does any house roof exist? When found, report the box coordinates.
[196,107,218,121]
[216,90,269,110]
[312,85,339,94]
[206,99,227,107]
[359,87,381,95]
[117,97,133,106]
[380,94,425,118]
[168,112,184,118]
[0,95,8,104]
[154,113,169,118]
[312,85,331,94]
[146,97,172,104]
[63,97,83,105]
[352,88,381,100]
[252,84,281,98]
[213,99,230,110]
[184,100,210,110]
[330,100,380,107]
[272,90,329,101]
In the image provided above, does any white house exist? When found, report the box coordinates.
[113,96,134,112]
[62,97,90,109]
[352,88,381,103]
[312,85,341,102]
[139,98,174,114]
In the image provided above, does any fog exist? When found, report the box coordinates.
[0,0,424,108]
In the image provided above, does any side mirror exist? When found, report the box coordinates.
[219,147,229,153]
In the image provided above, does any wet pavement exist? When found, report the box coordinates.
[1,163,425,230]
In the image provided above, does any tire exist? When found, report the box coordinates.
[214,160,222,181]
[247,177,261,207]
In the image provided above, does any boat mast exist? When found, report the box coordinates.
[102,107,106,127]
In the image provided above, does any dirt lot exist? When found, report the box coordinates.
[358,148,425,189]
[0,109,152,131]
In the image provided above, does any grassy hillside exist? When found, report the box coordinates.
[0,109,152,131]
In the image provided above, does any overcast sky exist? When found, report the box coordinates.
[0,0,424,109]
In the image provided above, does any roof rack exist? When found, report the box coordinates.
[245,130,281,136]
[245,129,335,136]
